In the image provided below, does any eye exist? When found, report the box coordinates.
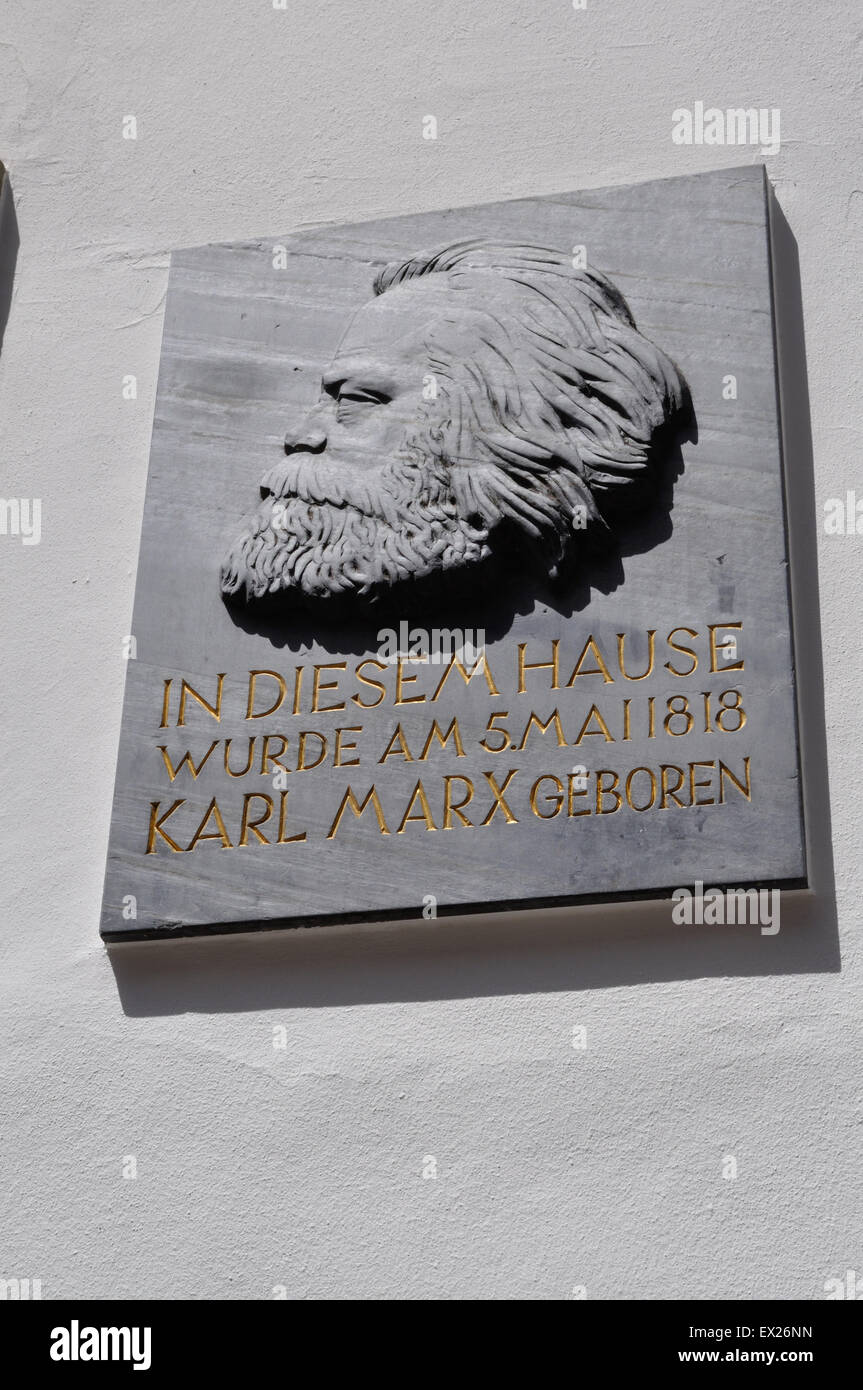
[338,387,388,405]
[335,386,390,422]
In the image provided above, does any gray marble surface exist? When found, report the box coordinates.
[101,165,806,939]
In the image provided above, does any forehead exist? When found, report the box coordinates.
[331,279,462,372]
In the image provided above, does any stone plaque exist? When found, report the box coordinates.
[101,165,807,941]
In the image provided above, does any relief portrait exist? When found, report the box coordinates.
[220,240,688,616]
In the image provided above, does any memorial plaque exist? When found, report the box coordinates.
[101,165,807,940]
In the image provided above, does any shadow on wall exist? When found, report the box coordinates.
[221,407,698,656]
[109,888,836,1018]
[108,183,838,1018]
[0,164,19,356]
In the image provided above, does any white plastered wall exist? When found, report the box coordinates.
[0,0,860,1299]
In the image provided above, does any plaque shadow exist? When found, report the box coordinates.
[0,166,20,358]
[108,178,838,1015]
[108,885,834,1019]
[220,411,695,654]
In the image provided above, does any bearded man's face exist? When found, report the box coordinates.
[220,280,493,604]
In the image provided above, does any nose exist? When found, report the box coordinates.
[260,409,328,500]
[284,409,327,456]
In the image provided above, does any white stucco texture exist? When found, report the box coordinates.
[1,0,860,1298]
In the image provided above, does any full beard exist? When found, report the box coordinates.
[220,448,492,603]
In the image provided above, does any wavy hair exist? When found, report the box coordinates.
[374,240,686,567]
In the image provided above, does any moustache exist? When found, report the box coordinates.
[220,456,490,603]
[257,452,459,527]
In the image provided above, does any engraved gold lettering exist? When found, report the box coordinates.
[443,775,474,828]
[664,627,698,677]
[145,799,185,853]
[187,798,233,850]
[334,727,362,768]
[158,741,219,782]
[246,670,286,720]
[277,788,307,843]
[596,769,622,814]
[432,651,500,700]
[565,637,614,686]
[238,793,273,846]
[517,640,559,693]
[223,737,257,778]
[395,655,427,706]
[659,764,687,808]
[260,734,289,776]
[617,630,655,681]
[351,659,387,709]
[311,661,347,714]
[689,760,715,806]
[480,770,518,826]
[159,678,172,729]
[625,766,657,811]
[396,780,437,833]
[327,785,390,838]
[530,775,564,819]
[718,757,752,803]
[709,621,744,673]
[379,724,413,762]
[178,674,225,725]
[573,704,614,744]
[297,731,326,771]
[518,709,567,750]
[419,718,465,759]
